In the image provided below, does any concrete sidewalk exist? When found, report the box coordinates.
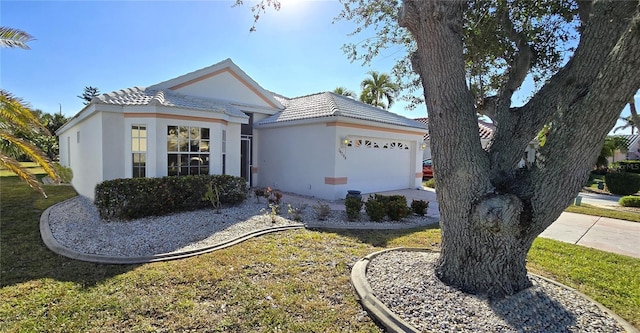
[282,188,640,258]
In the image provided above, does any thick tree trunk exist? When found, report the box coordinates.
[400,0,640,298]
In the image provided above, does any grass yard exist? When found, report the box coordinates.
[1,176,639,331]
[565,203,640,222]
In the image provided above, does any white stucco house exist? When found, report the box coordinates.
[57,59,428,201]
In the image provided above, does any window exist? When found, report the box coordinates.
[222,130,226,174]
[167,125,210,176]
[132,125,147,178]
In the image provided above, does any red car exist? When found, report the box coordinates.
[422,159,433,178]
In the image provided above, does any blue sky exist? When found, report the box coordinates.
[2,0,637,133]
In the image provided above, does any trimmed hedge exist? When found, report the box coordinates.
[619,195,640,207]
[365,199,386,222]
[95,175,247,220]
[604,172,640,196]
[345,196,363,221]
[369,194,412,221]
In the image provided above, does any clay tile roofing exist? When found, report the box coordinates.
[92,86,248,119]
[414,117,495,141]
[255,92,428,130]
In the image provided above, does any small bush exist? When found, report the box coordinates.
[424,178,436,189]
[313,202,331,221]
[95,174,247,220]
[411,199,429,216]
[365,198,386,222]
[287,203,307,222]
[605,172,640,195]
[386,199,411,221]
[619,195,640,207]
[345,196,363,221]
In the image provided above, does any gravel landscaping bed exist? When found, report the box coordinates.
[47,196,437,258]
[366,250,628,333]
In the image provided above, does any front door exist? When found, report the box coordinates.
[241,136,252,186]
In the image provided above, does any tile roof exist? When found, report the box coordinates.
[414,117,495,141]
[609,134,640,149]
[93,86,249,119]
[255,92,428,130]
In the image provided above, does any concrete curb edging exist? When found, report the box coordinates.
[40,204,304,264]
[350,247,639,333]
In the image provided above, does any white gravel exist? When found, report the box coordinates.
[47,196,437,257]
[366,250,628,333]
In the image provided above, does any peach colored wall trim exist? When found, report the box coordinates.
[167,68,278,108]
[325,121,425,136]
[251,166,258,173]
[325,177,348,185]
[124,113,228,125]
[416,173,423,178]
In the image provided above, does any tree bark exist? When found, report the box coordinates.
[400,0,640,298]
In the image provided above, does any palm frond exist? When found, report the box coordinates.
[0,90,48,135]
[0,132,59,183]
[0,153,46,197]
[0,27,34,50]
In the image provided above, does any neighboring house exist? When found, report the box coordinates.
[414,117,538,166]
[57,59,427,201]
[608,134,640,163]
[414,118,496,160]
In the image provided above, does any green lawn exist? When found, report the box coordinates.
[1,176,639,331]
[0,161,46,177]
[565,203,640,222]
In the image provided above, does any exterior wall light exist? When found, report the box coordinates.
[420,141,428,150]
[341,137,350,147]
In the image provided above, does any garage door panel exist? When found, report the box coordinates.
[345,137,412,192]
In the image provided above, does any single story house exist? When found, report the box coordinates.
[57,59,428,201]
[414,118,495,160]
[607,134,640,163]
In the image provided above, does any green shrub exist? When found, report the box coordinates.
[411,199,429,216]
[619,195,640,207]
[369,194,411,221]
[386,199,411,221]
[95,174,247,220]
[365,198,386,222]
[312,202,331,221]
[345,196,363,221]
[424,178,436,189]
[604,172,640,196]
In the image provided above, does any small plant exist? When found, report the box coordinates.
[345,196,363,221]
[619,195,640,207]
[202,183,222,213]
[313,202,331,221]
[411,199,429,216]
[268,203,280,223]
[265,187,283,205]
[423,178,436,189]
[254,187,266,203]
[287,203,307,222]
[386,199,411,221]
[365,198,386,222]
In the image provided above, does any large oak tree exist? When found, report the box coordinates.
[243,0,640,297]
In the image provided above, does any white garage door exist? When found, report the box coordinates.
[345,137,413,193]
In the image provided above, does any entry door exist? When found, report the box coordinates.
[241,136,252,186]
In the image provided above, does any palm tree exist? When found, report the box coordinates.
[0,27,59,197]
[599,136,629,164]
[359,71,399,109]
[332,86,356,98]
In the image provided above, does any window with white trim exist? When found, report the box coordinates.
[132,125,147,178]
[167,125,210,176]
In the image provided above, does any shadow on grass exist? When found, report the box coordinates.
[310,223,441,248]
[0,176,138,288]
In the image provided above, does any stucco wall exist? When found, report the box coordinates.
[257,121,425,200]
[172,71,272,108]
[256,123,336,199]
[101,112,125,181]
[64,112,104,199]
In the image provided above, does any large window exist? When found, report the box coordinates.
[167,126,210,176]
[132,125,147,178]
